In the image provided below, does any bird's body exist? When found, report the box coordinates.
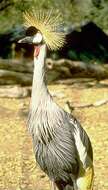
[19,11,94,189]
[27,45,94,190]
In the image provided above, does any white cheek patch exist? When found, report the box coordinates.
[33,33,43,44]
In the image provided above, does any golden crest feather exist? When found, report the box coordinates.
[23,9,66,50]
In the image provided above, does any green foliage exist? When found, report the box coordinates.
[88,1,108,31]
[0,0,108,34]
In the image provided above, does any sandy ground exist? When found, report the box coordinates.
[0,79,108,190]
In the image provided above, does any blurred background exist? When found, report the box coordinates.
[0,0,108,190]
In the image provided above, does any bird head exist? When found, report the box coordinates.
[18,26,43,45]
[18,9,66,51]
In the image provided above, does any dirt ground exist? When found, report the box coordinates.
[0,78,108,190]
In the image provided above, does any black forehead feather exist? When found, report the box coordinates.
[26,26,38,36]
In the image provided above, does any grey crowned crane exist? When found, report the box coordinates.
[18,10,94,190]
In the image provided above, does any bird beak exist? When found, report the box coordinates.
[18,36,33,44]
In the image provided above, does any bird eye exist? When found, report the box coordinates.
[26,26,38,36]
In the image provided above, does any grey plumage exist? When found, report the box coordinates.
[27,44,93,190]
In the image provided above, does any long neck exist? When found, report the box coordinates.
[28,44,62,142]
[30,44,49,110]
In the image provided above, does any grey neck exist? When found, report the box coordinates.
[30,44,49,111]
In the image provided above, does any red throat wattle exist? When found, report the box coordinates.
[34,46,40,58]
